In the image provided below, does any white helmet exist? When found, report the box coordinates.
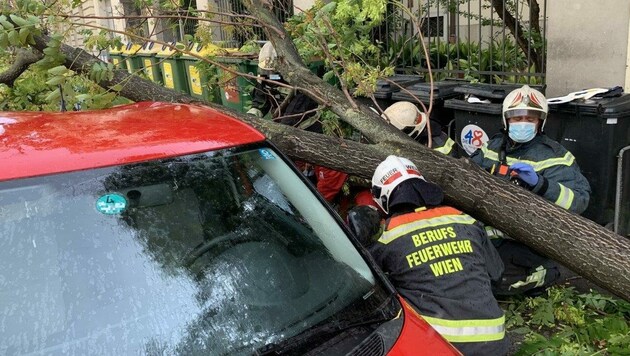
[258,42,278,71]
[381,101,428,137]
[371,155,427,214]
[502,85,548,130]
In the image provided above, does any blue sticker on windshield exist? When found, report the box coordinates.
[258,148,275,160]
[96,193,128,215]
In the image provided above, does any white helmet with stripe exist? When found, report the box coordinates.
[381,101,428,138]
[502,85,549,130]
[371,155,424,214]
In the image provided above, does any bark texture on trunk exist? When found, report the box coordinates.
[0,49,42,86]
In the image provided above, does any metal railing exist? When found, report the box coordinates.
[375,0,547,85]
[215,0,293,46]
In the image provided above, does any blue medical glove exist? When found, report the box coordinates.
[509,162,539,186]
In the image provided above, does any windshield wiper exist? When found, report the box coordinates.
[253,297,398,356]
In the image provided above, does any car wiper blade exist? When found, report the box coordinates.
[253,308,394,356]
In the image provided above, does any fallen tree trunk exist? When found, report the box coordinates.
[226,118,630,303]
[28,31,630,302]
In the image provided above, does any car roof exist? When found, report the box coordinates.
[0,101,266,181]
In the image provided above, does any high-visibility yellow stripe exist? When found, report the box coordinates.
[423,315,506,343]
[434,138,455,155]
[554,183,575,210]
[484,225,505,239]
[378,214,476,245]
[481,147,575,172]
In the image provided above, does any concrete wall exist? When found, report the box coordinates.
[546,1,630,96]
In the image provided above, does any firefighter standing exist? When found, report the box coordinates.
[381,101,458,157]
[470,85,591,296]
[352,155,508,356]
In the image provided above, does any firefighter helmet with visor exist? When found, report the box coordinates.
[502,85,549,130]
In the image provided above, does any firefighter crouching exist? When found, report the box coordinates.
[348,155,508,356]
[470,85,591,296]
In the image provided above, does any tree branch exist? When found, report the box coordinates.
[242,0,412,147]
[491,0,543,72]
[0,49,43,87]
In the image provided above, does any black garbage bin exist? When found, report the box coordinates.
[390,81,462,136]
[548,94,630,235]
[454,83,545,101]
[355,74,423,110]
[445,98,502,156]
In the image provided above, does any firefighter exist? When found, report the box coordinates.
[246,42,322,132]
[381,101,458,157]
[351,155,508,356]
[470,84,591,296]
[246,42,347,203]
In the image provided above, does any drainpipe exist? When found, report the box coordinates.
[614,145,630,234]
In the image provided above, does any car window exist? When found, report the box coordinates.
[0,146,383,355]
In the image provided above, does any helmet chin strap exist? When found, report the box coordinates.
[408,123,425,139]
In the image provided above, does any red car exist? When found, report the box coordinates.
[0,102,459,355]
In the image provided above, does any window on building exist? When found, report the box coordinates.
[421,15,445,38]
[216,0,294,46]
[120,0,148,42]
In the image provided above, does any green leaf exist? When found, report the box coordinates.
[0,19,14,31]
[27,15,41,26]
[10,14,29,28]
[75,94,91,102]
[0,33,8,48]
[510,326,532,335]
[47,65,68,76]
[18,28,29,45]
[319,2,337,15]
[44,88,61,102]
[42,47,59,56]
[45,76,65,86]
[7,30,19,46]
[27,33,36,45]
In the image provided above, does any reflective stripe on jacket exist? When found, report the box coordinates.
[422,315,505,343]
[470,134,591,214]
[433,135,457,157]
[419,131,458,158]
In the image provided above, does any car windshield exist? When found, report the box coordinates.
[0,145,387,355]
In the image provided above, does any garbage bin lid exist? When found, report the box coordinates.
[443,98,503,115]
[454,83,546,100]
[549,92,630,118]
[547,88,610,105]
[157,42,181,56]
[122,43,142,54]
[138,42,157,55]
[109,45,124,54]
[390,82,461,102]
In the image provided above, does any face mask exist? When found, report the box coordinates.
[508,122,537,143]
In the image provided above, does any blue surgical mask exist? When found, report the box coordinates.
[508,122,537,143]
